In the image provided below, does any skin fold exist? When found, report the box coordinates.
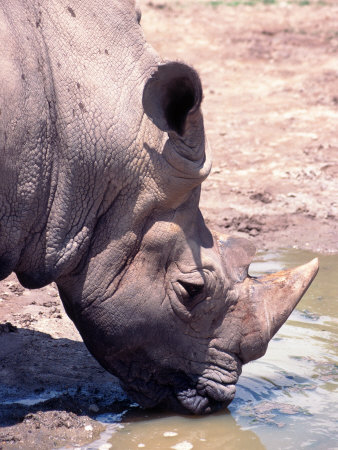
[0,0,318,414]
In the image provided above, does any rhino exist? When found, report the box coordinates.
[0,0,318,414]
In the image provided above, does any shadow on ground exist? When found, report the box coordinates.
[0,326,127,427]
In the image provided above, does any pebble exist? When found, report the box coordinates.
[171,441,193,450]
[85,425,93,432]
[89,404,100,413]
[164,431,178,437]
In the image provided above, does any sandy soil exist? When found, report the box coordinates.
[1,1,337,448]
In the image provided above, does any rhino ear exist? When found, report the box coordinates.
[217,236,256,283]
[143,62,203,136]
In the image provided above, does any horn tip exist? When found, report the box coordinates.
[307,257,319,278]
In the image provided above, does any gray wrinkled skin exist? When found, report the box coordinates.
[0,0,318,414]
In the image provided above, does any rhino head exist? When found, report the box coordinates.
[52,62,318,414]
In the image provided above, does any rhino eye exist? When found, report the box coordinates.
[178,280,205,298]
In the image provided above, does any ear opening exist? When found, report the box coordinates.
[143,62,203,136]
[163,76,196,135]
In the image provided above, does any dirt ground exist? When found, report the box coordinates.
[1,0,338,448]
[142,0,338,254]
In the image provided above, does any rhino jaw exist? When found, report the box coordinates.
[239,257,319,363]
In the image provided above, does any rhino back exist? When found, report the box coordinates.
[0,1,57,280]
[0,0,161,286]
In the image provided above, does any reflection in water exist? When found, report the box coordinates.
[90,250,337,449]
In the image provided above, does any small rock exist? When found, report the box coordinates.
[7,283,24,295]
[89,404,99,413]
[250,191,273,204]
[171,442,193,450]
[212,167,221,174]
[164,431,178,437]
[43,300,58,307]
[0,322,17,334]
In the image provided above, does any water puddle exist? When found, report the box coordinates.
[86,249,338,450]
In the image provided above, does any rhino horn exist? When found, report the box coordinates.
[239,257,319,363]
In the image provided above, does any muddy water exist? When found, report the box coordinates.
[88,250,338,450]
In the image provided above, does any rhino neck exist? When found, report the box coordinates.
[1,0,161,286]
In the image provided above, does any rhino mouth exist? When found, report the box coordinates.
[174,368,237,414]
[173,382,236,414]
[123,368,237,415]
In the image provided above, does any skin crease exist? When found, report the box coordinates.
[0,0,318,414]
